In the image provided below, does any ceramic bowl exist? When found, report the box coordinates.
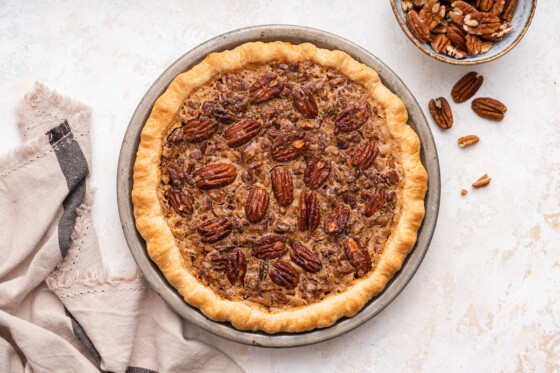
[390,0,537,65]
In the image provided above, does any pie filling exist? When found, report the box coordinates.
[158,60,403,311]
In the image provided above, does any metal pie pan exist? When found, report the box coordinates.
[117,25,440,348]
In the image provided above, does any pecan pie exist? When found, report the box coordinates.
[132,42,427,333]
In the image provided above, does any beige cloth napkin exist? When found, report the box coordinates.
[0,83,243,373]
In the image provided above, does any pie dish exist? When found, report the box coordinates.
[132,41,428,333]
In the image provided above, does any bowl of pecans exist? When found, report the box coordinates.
[390,0,537,65]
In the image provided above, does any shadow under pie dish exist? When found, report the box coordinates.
[132,41,428,333]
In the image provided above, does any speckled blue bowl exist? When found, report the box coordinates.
[390,0,537,65]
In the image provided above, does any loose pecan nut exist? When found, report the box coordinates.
[472,173,491,188]
[365,187,386,217]
[252,235,287,259]
[344,237,372,277]
[451,72,484,103]
[226,248,246,285]
[304,155,332,189]
[167,187,193,217]
[449,1,477,25]
[195,163,237,190]
[431,34,451,54]
[352,141,378,170]
[162,157,186,184]
[324,204,350,235]
[290,241,322,273]
[335,104,369,132]
[463,12,501,35]
[466,34,482,55]
[501,0,518,21]
[197,217,233,243]
[250,73,284,103]
[419,0,446,31]
[245,187,270,224]
[405,10,431,44]
[446,45,467,59]
[271,132,309,162]
[471,97,507,120]
[182,117,218,143]
[269,261,299,289]
[292,86,318,119]
[298,191,320,232]
[458,135,480,147]
[429,97,453,129]
[223,119,262,148]
[447,23,467,52]
[271,167,294,206]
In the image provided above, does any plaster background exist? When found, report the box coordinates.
[0,1,558,371]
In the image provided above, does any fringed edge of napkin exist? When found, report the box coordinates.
[46,190,143,292]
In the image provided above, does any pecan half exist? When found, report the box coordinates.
[466,34,482,55]
[271,167,293,206]
[250,73,284,103]
[352,141,378,170]
[290,241,322,273]
[226,248,246,285]
[431,34,451,54]
[304,155,332,189]
[406,10,431,44]
[344,237,372,277]
[269,261,299,289]
[384,170,400,185]
[245,187,270,224]
[271,132,309,162]
[463,12,501,35]
[259,260,269,281]
[447,23,467,52]
[195,164,237,190]
[471,97,507,120]
[451,72,484,103]
[488,21,512,38]
[365,187,386,217]
[419,0,446,31]
[252,235,287,259]
[162,157,186,184]
[167,187,193,217]
[335,104,369,132]
[480,41,493,54]
[429,97,453,129]
[182,117,218,143]
[292,86,318,119]
[210,253,227,271]
[491,0,506,15]
[324,204,350,235]
[446,45,467,59]
[501,0,518,21]
[472,173,491,188]
[223,119,262,148]
[458,135,480,147]
[197,217,233,243]
[449,1,477,25]
[298,191,320,232]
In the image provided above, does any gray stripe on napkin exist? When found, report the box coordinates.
[126,367,158,373]
[46,120,89,257]
[64,307,102,369]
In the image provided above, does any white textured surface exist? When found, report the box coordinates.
[1,1,559,371]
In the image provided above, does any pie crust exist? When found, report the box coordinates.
[132,41,427,333]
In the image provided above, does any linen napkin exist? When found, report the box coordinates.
[0,83,243,373]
